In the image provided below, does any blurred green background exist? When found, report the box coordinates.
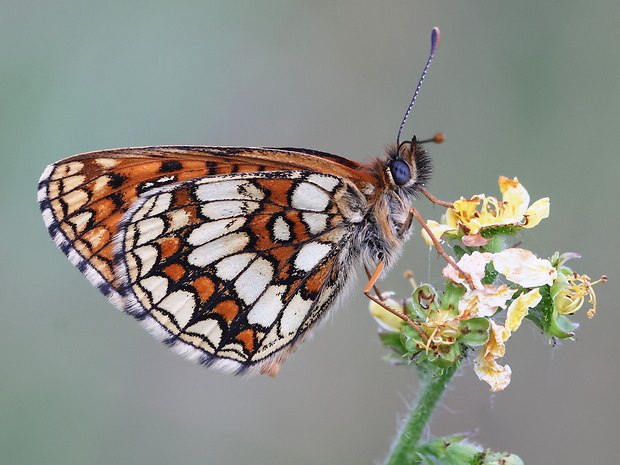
[2,1,618,464]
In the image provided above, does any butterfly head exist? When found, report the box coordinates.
[385,136,432,196]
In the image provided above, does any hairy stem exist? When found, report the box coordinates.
[384,362,460,465]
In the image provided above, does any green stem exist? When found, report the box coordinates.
[385,362,460,465]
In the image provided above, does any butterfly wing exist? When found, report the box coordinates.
[117,170,369,375]
[38,147,370,375]
[37,147,369,303]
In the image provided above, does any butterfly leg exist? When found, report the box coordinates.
[406,206,475,289]
[364,265,385,301]
[364,261,428,341]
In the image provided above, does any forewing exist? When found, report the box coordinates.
[37,146,368,308]
[114,170,364,374]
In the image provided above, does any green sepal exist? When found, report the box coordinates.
[459,318,490,346]
[416,436,523,465]
[401,324,426,353]
[441,282,465,314]
[416,436,471,465]
[453,244,468,261]
[427,343,462,368]
[526,285,578,340]
[480,224,520,239]
[409,284,442,320]
[378,330,407,356]
[547,308,579,340]
[549,268,571,302]
[475,451,524,465]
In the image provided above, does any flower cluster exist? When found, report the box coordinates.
[371,177,604,391]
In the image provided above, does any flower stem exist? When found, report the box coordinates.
[385,361,460,465]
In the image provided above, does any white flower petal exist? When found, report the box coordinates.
[493,248,557,287]
[443,251,493,289]
[474,350,512,392]
[459,284,516,319]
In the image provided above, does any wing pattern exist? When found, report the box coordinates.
[117,170,366,374]
[38,150,370,375]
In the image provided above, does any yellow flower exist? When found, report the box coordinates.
[369,294,407,332]
[498,176,549,229]
[423,220,455,245]
[422,176,550,245]
[552,273,604,318]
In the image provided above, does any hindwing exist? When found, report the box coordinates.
[117,170,366,374]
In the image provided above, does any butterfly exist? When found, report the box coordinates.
[38,28,443,377]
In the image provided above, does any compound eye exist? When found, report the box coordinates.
[389,159,411,186]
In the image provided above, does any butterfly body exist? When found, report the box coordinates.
[39,142,431,376]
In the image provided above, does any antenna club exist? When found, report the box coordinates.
[416,133,444,145]
[432,27,441,49]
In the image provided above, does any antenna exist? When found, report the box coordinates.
[396,27,441,146]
